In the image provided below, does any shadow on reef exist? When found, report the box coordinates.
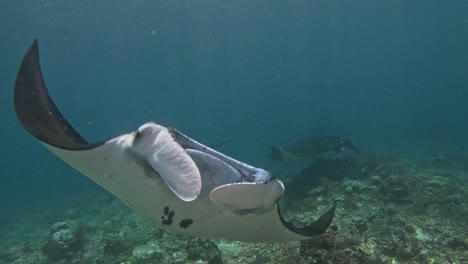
[283,157,362,202]
[282,152,423,204]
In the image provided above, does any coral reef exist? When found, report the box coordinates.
[186,238,223,264]
[131,240,163,263]
[0,151,467,263]
[41,221,83,261]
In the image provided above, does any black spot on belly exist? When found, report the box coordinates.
[161,206,175,226]
[179,219,193,229]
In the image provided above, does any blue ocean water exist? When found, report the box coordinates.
[0,0,467,223]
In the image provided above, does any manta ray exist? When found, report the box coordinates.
[13,40,336,243]
[271,135,359,162]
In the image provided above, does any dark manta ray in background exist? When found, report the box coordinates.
[271,135,359,162]
[13,40,336,243]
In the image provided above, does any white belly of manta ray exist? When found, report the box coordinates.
[42,127,296,242]
[13,39,337,243]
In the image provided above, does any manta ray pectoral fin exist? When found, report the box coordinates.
[280,201,338,237]
[271,144,318,161]
[14,39,98,150]
[270,145,300,161]
[271,145,287,161]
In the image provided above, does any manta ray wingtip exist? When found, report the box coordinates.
[14,38,91,149]
[280,200,338,238]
